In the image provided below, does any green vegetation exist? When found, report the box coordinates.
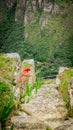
[0,82,11,115]
[0,81,14,130]
[58,69,73,117]
[34,80,44,93]
[46,125,52,130]
[0,0,73,78]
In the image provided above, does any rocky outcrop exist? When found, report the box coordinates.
[15,0,61,22]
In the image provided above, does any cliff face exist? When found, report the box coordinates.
[15,0,60,22]
[15,0,62,40]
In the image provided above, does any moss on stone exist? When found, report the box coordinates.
[0,54,17,84]
[58,68,73,117]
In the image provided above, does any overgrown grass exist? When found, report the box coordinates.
[0,81,14,130]
[58,69,73,117]
[0,81,11,116]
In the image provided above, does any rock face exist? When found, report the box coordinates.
[12,84,68,130]
[68,77,73,108]
[6,0,13,8]
[15,0,60,22]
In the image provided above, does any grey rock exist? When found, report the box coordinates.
[4,53,21,62]
[44,2,53,13]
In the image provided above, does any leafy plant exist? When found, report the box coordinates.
[10,123,14,130]
[0,93,14,130]
[34,80,44,93]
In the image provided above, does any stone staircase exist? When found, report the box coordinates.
[11,84,73,130]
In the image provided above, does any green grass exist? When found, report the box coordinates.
[58,69,73,117]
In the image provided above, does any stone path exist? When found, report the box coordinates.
[11,84,73,130]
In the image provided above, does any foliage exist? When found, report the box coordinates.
[34,80,44,93]
[0,81,14,130]
[58,69,73,117]
[46,125,52,130]
[0,82,11,115]
[0,1,73,78]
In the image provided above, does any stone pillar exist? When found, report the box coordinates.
[4,53,21,84]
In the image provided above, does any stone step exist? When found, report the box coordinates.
[11,84,68,130]
[20,85,68,121]
[11,116,45,130]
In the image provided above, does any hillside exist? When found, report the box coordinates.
[0,0,73,78]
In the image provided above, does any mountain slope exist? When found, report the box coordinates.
[0,0,73,78]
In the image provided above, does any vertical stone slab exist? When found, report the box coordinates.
[4,53,21,84]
